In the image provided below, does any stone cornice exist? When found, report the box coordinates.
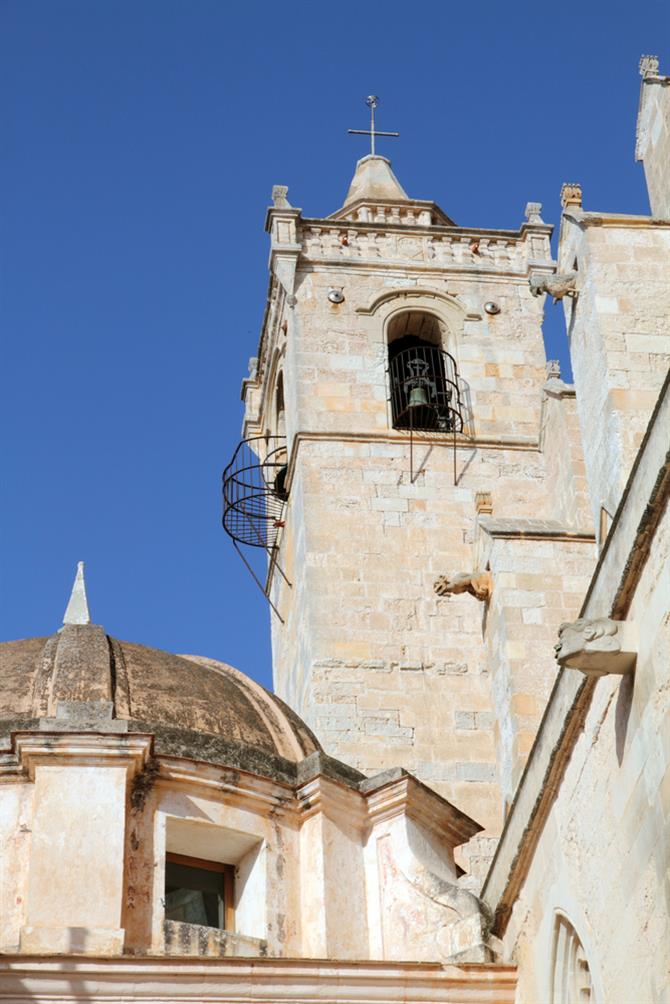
[296,774,368,830]
[156,756,299,820]
[563,209,670,230]
[300,215,551,241]
[477,517,595,544]
[13,732,153,780]
[362,770,483,848]
[298,260,555,283]
[0,956,517,1002]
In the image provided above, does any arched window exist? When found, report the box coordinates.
[274,371,286,438]
[387,311,463,433]
[551,914,593,1004]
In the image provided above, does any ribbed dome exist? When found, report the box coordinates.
[0,625,320,765]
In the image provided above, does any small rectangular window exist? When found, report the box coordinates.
[165,852,234,931]
[599,505,612,551]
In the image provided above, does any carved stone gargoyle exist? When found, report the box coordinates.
[529,271,578,303]
[554,617,637,676]
[434,571,492,602]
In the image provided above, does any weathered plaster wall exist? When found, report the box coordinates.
[22,764,128,954]
[0,782,33,951]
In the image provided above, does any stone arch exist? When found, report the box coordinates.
[263,346,287,439]
[360,290,466,434]
[356,286,468,351]
[550,912,594,1004]
[274,369,286,438]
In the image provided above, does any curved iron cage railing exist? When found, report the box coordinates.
[389,344,464,433]
[222,436,288,548]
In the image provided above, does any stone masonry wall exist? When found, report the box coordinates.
[260,237,596,849]
[503,495,670,1003]
[559,214,670,526]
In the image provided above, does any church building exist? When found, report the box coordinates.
[0,56,668,1002]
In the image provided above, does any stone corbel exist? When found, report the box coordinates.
[529,270,578,304]
[434,571,492,602]
[554,618,637,676]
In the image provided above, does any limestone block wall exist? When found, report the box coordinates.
[636,58,670,219]
[539,382,592,531]
[248,207,598,847]
[285,264,551,445]
[269,429,592,840]
[559,212,670,526]
[479,526,596,809]
[501,496,670,1003]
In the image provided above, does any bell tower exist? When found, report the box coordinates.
[231,126,597,855]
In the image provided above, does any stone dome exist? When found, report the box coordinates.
[0,624,321,771]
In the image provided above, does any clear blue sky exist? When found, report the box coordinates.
[1,1,667,690]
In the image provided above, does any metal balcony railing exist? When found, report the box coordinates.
[221,436,290,620]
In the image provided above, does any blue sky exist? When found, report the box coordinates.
[1,1,667,690]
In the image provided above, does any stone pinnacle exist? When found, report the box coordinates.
[63,561,91,626]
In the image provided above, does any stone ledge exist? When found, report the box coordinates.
[0,956,518,1002]
[163,921,267,959]
[478,517,594,542]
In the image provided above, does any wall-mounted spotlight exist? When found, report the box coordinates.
[328,288,345,304]
[484,301,501,315]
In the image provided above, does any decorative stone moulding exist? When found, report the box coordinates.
[639,54,660,78]
[434,571,492,602]
[475,492,493,516]
[524,201,544,224]
[271,185,291,208]
[554,618,638,676]
[560,182,583,209]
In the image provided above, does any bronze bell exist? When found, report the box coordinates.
[408,384,430,408]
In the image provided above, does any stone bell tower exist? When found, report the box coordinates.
[238,136,596,843]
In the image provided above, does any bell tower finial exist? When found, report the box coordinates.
[63,561,91,626]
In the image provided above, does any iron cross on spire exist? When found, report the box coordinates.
[348,96,399,157]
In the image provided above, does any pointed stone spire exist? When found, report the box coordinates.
[63,561,91,626]
[343,155,409,207]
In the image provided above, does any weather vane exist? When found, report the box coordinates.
[348,96,399,157]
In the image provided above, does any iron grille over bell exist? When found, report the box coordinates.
[389,344,463,433]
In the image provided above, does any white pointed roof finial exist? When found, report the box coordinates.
[63,561,91,626]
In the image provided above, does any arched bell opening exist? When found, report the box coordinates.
[272,372,288,501]
[387,311,463,434]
